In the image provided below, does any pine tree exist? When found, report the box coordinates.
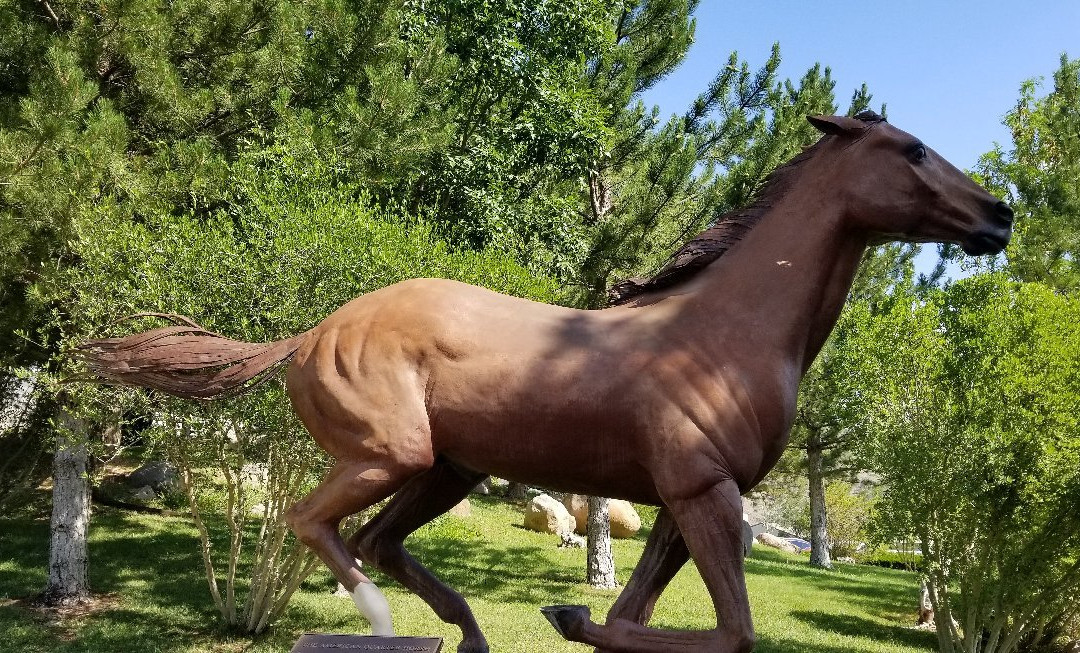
[974,54,1080,292]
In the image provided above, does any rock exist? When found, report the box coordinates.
[130,485,157,503]
[524,494,575,535]
[742,520,754,557]
[448,498,471,518]
[608,500,641,539]
[562,494,588,534]
[471,479,492,496]
[755,532,799,554]
[126,461,179,493]
[562,495,640,538]
[558,531,586,548]
[506,482,529,500]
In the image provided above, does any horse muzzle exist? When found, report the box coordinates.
[961,201,1013,256]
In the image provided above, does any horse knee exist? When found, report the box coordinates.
[286,505,332,549]
[728,630,755,653]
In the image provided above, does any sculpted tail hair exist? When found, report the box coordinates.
[74,313,311,400]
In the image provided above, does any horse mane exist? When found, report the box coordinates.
[608,111,886,306]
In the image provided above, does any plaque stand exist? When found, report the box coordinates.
[290,633,443,652]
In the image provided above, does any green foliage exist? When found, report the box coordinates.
[0,0,460,365]
[857,547,923,572]
[974,54,1080,291]
[53,146,559,345]
[821,481,874,559]
[857,274,1080,653]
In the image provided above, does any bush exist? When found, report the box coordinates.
[857,547,923,572]
[824,481,874,559]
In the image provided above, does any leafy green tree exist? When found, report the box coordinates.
[974,54,1079,291]
[0,0,459,368]
[395,0,609,269]
[858,275,1080,653]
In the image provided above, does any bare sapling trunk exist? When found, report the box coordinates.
[587,496,616,589]
[167,412,319,634]
[807,439,832,569]
[44,411,91,605]
[917,580,934,625]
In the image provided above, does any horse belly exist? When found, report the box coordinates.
[433,416,661,505]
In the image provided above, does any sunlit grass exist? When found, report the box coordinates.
[0,495,933,652]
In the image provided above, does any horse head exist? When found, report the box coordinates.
[807,112,1013,255]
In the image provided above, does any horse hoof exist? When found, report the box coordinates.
[540,604,590,640]
[456,642,489,653]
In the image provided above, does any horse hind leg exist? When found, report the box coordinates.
[348,459,489,653]
[285,456,427,635]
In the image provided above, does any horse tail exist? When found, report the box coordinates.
[74,313,312,400]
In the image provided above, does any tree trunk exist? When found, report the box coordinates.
[917,580,934,625]
[807,437,832,569]
[506,481,528,501]
[586,496,616,588]
[44,412,91,605]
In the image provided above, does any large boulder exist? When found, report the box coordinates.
[562,494,641,538]
[524,494,575,535]
[608,500,641,539]
[563,494,589,534]
[126,461,179,493]
[755,532,799,554]
[742,520,754,557]
[448,498,472,518]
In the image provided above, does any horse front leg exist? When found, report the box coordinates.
[544,479,753,653]
[590,508,690,653]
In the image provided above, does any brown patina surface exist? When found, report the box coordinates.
[79,114,1013,653]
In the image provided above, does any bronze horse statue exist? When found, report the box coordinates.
[78,113,1012,652]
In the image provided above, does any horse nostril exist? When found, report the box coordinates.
[995,201,1014,225]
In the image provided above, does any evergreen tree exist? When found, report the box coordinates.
[974,54,1080,292]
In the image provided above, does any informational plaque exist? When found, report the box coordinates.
[290,633,443,652]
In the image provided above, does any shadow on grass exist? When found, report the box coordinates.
[745,549,916,615]
[790,610,935,651]
[0,509,227,653]
[0,517,50,595]
[406,531,583,606]
[754,633,898,653]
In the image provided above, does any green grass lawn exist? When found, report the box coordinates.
[0,495,934,652]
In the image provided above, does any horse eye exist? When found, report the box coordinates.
[911,144,928,162]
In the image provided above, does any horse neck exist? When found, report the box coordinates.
[675,189,867,374]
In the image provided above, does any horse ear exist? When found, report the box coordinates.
[807,115,866,136]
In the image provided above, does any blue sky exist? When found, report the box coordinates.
[639,1,1078,276]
